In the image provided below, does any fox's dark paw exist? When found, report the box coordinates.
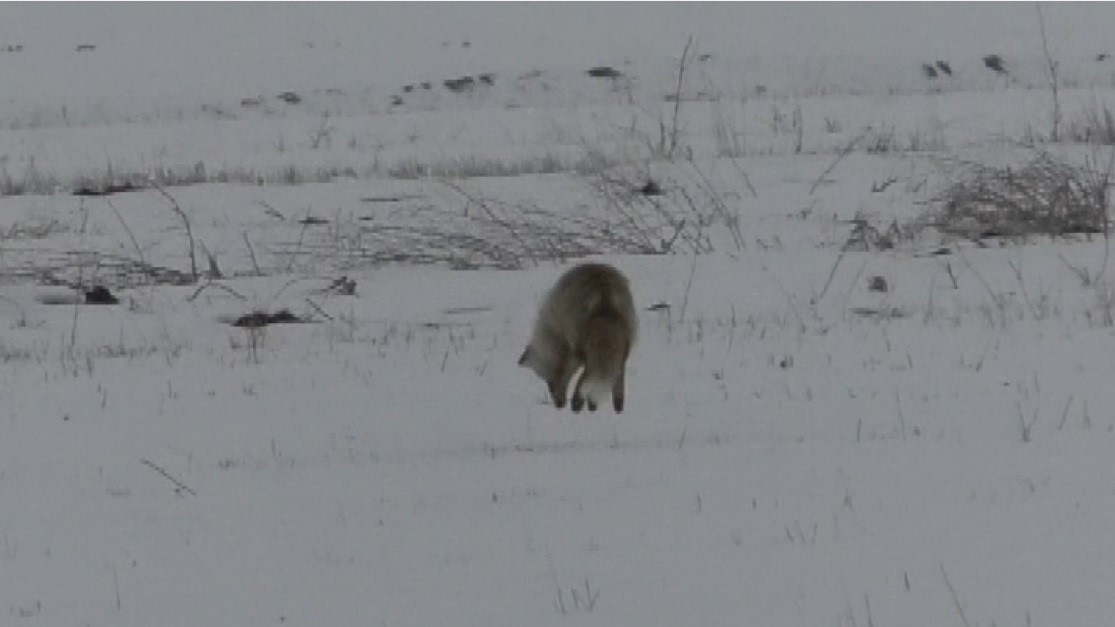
[613,397,624,413]
[570,395,584,413]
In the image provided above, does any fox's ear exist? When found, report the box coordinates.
[517,347,531,366]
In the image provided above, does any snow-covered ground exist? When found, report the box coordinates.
[3,4,1115,626]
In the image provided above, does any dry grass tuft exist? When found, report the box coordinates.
[934,150,1112,240]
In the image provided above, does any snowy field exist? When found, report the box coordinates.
[4,3,1115,626]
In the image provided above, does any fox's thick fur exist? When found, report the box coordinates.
[519,263,637,413]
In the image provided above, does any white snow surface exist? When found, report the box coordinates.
[2,4,1115,626]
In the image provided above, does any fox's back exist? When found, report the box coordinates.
[537,263,636,347]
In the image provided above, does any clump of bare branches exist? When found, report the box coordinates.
[272,151,738,273]
[272,183,673,272]
[588,167,715,255]
[0,250,195,289]
[1063,100,1115,145]
[933,150,1113,241]
[843,214,919,252]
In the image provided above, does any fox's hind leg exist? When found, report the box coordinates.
[611,362,626,413]
[570,368,601,412]
[570,368,587,413]
[547,351,579,410]
[570,376,584,412]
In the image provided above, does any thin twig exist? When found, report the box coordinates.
[286,219,311,273]
[727,153,759,198]
[259,200,285,220]
[141,458,197,496]
[1057,252,1093,286]
[147,180,198,282]
[200,241,222,280]
[242,232,262,276]
[1007,258,1040,319]
[809,126,873,195]
[758,260,808,332]
[273,277,303,301]
[1035,3,1061,142]
[940,563,972,627]
[112,562,122,610]
[686,157,744,251]
[667,35,694,159]
[187,281,247,302]
[955,247,1006,317]
[305,297,334,322]
[677,253,699,322]
[104,197,146,267]
[1057,394,1074,431]
[814,245,849,305]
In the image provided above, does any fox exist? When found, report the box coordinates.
[519,263,637,413]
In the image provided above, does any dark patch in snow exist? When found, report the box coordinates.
[444,76,476,93]
[983,54,1007,74]
[637,180,664,196]
[73,182,144,197]
[586,66,623,79]
[85,286,119,305]
[229,309,306,328]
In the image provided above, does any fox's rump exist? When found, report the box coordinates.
[534,263,636,346]
[520,263,637,412]
[574,312,629,398]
